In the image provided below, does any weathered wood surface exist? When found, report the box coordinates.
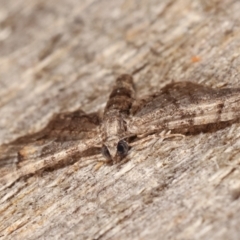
[1,0,240,239]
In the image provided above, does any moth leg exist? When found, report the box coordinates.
[131,130,184,147]
[144,131,185,154]
[130,134,158,147]
[88,153,111,171]
[159,130,185,141]
[94,161,105,171]
[129,130,185,156]
[145,131,185,153]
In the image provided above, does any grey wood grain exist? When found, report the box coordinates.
[1,0,240,239]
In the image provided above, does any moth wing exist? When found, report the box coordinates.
[0,109,101,181]
[129,82,240,135]
[17,109,101,143]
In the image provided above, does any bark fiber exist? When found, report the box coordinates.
[1,0,240,239]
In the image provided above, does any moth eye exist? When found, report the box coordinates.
[101,145,111,160]
[117,140,129,157]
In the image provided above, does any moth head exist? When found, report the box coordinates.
[101,137,129,164]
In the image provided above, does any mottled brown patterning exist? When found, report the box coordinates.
[101,74,135,163]
[128,81,240,135]
[1,74,240,189]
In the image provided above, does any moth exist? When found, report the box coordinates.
[1,74,240,189]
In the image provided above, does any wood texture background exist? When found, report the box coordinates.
[1,0,240,239]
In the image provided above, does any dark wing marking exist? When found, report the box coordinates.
[1,109,101,163]
[129,82,240,135]
[0,110,102,186]
[16,109,101,143]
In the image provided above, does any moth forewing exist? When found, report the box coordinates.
[128,83,240,136]
[0,109,103,190]
[0,137,102,191]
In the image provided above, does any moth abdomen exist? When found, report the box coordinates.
[104,74,135,115]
